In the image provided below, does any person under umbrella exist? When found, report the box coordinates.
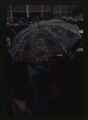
[8,19,82,115]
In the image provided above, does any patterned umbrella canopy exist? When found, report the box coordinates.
[8,19,82,64]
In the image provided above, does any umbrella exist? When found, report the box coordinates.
[8,19,82,64]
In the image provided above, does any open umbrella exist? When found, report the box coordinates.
[8,19,82,64]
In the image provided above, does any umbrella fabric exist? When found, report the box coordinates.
[9,19,82,64]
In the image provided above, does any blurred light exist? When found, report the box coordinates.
[56,53,63,56]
